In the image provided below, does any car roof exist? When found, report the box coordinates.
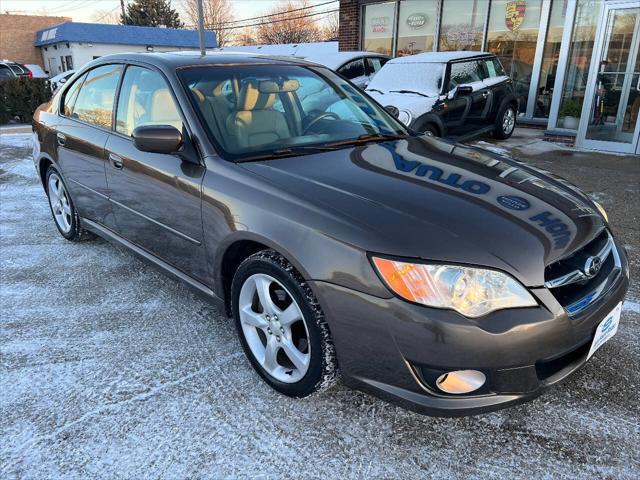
[85,51,321,69]
[388,51,493,64]
[302,51,388,70]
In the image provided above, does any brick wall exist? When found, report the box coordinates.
[339,0,360,51]
[0,14,71,68]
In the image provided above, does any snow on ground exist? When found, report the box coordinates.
[1,133,639,479]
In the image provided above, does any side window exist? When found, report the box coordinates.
[338,58,365,80]
[365,57,388,75]
[448,61,483,89]
[71,64,122,128]
[481,58,506,78]
[62,72,88,117]
[116,66,183,137]
[0,65,13,79]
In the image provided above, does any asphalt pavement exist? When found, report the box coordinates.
[1,129,639,479]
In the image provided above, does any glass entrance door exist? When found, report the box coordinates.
[578,2,640,153]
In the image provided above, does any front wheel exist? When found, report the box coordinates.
[493,104,517,139]
[231,250,338,397]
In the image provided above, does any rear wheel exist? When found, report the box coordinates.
[422,124,439,137]
[231,250,338,397]
[45,166,92,241]
[494,104,516,139]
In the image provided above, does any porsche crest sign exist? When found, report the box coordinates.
[505,0,527,32]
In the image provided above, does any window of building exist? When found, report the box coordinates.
[65,56,73,70]
[338,58,366,80]
[115,66,183,137]
[486,0,544,111]
[438,0,489,51]
[557,0,603,129]
[60,56,66,72]
[533,0,568,118]
[362,2,397,55]
[71,64,123,129]
[397,0,439,56]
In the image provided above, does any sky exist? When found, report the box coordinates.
[0,0,336,25]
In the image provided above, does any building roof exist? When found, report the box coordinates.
[390,51,492,64]
[34,22,216,49]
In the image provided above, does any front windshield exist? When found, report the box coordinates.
[367,62,445,96]
[179,64,407,160]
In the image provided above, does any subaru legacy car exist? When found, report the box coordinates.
[366,52,519,141]
[32,52,628,416]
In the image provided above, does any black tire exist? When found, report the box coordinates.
[231,249,338,397]
[45,165,93,242]
[422,124,439,137]
[493,103,517,139]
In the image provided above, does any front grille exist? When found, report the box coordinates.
[544,230,621,316]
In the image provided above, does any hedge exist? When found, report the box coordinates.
[0,78,52,124]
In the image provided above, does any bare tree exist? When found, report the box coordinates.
[92,9,121,24]
[233,28,259,46]
[256,0,322,45]
[320,11,339,41]
[183,0,235,47]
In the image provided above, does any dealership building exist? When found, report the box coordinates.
[338,0,639,154]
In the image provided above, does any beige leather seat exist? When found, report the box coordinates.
[226,80,290,149]
[149,88,182,131]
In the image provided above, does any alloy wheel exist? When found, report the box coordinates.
[502,107,516,135]
[47,173,72,233]
[238,273,311,383]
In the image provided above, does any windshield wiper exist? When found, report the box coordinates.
[236,146,334,162]
[367,88,384,94]
[389,89,430,98]
[320,133,407,149]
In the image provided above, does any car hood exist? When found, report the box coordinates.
[240,136,604,286]
[366,91,438,118]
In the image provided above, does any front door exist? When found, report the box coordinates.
[104,65,208,282]
[578,2,640,153]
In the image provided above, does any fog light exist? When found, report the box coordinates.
[436,370,486,394]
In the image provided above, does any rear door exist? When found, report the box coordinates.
[479,56,513,120]
[55,64,123,229]
[104,64,207,281]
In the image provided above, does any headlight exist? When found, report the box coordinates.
[593,200,609,222]
[371,257,537,318]
[397,110,412,126]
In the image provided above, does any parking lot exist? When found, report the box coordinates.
[1,129,639,479]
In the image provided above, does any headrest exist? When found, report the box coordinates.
[259,79,299,94]
[212,81,226,97]
[237,80,275,111]
[191,88,205,102]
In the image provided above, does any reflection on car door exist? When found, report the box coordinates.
[480,57,512,118]
[56,64,122,230]
[104,65,208,281]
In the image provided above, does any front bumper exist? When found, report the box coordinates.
[310,251,629,416]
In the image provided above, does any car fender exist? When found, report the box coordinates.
[411,113,446,136]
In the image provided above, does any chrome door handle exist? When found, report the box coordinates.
[109,153,123,170]
[482,91,490,98]
[56,132,66,146]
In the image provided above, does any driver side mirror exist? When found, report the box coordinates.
[384,105,399,118]
[132,125,183,154]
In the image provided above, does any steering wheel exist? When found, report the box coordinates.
[302,112,340,134]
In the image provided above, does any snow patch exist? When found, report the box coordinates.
[622,300,640,314]
[0,132,33,149]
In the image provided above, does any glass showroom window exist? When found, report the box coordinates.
[362,2,397,55]
[396,0,439,56]
[557,0,603,129]
[533,0,568,118]
[486,0,544,114]
[438,0,489,51]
